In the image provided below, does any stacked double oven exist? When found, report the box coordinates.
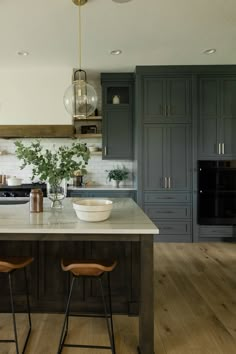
[198,161,236,225]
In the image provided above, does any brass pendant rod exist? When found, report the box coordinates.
[78,4,82,70]
[72,0,87,6]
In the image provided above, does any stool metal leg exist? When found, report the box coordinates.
[57,276,75,354]
[98,276,116,354]
[107,273,116,354]
[22,267,32,354]
[8,272,19,354]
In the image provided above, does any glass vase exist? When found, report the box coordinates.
[47,179,67,209]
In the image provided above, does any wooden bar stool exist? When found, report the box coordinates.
[57,258,117,354]
[0,257,33,354]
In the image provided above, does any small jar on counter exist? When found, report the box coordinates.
[30,189,43,213]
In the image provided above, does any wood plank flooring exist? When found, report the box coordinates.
[0,243,235,354]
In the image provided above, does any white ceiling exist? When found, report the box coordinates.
[1,0,236,77]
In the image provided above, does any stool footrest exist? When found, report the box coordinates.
[0,339,16,343]
[70,313,111,319]
[64,343,112,349]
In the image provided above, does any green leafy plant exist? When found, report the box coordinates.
[106,165,129,182]
[14,140,90,186]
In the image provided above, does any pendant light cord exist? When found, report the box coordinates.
[78,4,82,70]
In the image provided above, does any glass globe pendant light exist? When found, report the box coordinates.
[64,0,98,119]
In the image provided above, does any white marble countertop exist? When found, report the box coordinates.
[67,185,136,191]
[0,198,158,235]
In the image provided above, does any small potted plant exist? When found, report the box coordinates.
[15,140,90,208]
[106,165,129,188]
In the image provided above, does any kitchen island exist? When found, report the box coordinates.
[0,198,158,354]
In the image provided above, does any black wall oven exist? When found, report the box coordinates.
[198,160,236,225]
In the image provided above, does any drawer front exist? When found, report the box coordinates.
[153,220,191,235]
[199,226,233,237]
[145,205,191,219]
[144,192,191,203]
[68,190,136,200]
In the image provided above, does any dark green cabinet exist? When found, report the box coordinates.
[143,77,191,123]
[143,124,191,191]
[198,77,236,158]
[101,73,134,160]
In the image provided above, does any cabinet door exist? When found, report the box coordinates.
[198,78,220,157]
[103,108,133,159]
[220,78,236,157]
[167,125,191,190]
[167,78,191,122]
[143,78,166,122]
[143,125,167,190]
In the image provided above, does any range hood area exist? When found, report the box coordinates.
[0,125,74,138]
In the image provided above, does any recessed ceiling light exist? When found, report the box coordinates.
[203,48,216,55]
[112,0,132,3]
[110,49,122,55]
[17,51,29,56]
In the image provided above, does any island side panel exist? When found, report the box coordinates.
[139,234,154,354]
[0,239,140,314]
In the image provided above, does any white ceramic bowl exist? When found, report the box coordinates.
[73,199,113,222]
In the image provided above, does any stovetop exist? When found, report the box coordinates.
[0,183,46,197]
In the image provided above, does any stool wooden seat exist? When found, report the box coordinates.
[0,257,33,273]
[0,256,33,354]
[61,259,117,276]
[58,258,117,354]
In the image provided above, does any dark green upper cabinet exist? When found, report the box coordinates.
[198,77,236,158]
[144,124,191,191]
[143,77,191,123]
[101,73,134,160]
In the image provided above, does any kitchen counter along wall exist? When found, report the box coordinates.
[0,138,134,187]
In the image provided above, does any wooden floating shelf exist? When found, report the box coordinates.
[74,116,102,121]
[74,133,102,139]
[90,151,102,155]
[0,125,74,138]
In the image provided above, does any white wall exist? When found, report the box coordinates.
[0,67,74,125]
[0,68,133,186]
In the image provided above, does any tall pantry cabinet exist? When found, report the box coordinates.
[136,69,192,242]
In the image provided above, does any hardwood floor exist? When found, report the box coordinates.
[0,243,235,354]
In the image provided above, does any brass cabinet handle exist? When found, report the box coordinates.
[104,146,107,156]
[218,143,221,155]
[168,177,171,189]
[222,143,225,155]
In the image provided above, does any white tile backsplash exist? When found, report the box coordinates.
[0,138,134,186]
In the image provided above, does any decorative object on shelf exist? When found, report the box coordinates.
[112,95,120,104]
[106,165,129,188]
[63,0,98,119]
[14,140,90,208]
[81,125,97,134]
